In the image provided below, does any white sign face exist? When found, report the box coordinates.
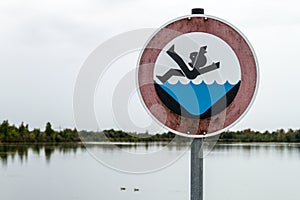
[154,32,241,85]
[153,32,241,119]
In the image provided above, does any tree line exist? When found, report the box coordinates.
[219,128,300,142]
[1,120,300,143]
[79,129,177,143]
[0,120,79,143]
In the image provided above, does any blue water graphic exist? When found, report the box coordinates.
[158,81,240,115]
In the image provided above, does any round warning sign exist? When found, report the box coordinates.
[138,14,258,137]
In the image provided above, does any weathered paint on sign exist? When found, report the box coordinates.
[138,15,258,137]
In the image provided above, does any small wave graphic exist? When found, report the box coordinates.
[155,80,241,116]
[161,79,241,85]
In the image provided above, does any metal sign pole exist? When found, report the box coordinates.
[191,138,204,200]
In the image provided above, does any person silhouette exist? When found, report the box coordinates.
[156,45,220,83]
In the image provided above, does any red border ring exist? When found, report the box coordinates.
[138,15,259,137]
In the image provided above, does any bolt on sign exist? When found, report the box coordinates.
[138,9,259,137]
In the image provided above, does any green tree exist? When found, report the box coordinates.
[0,120,9,142]
[18,122,29,141]
[45,122,54,137]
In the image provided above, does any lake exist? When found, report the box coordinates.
[1,142,300,200]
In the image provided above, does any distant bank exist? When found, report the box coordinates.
[0,120,300,143]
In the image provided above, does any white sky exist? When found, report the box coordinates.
[0,0,300,132]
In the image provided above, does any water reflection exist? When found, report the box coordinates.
[0,142,191,166]
[214,143,300,151]
[1,142,300,166]
[212,143,300,158]
[0,143,85,165]
[83,141,191,152]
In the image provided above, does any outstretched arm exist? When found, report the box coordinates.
[197,62,220,75]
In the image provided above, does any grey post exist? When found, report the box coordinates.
[190,8,205,200]
[191,138,204,200]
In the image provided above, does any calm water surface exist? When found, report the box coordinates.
[1,143,300,200]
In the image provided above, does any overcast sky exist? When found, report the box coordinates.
[0,0,300,132]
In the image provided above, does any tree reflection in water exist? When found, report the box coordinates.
[0,143,85,165]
